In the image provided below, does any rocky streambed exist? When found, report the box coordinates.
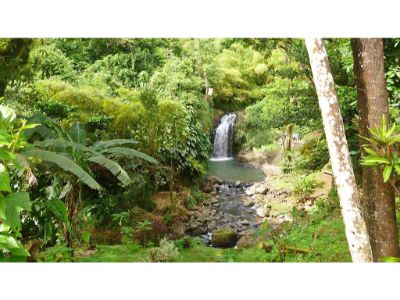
[185,175,312,249]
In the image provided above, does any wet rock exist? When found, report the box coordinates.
[189,221,201,230]
[242,196,255,207]
[211,228,238,248]
[207,221,217,231]
[193,227,207,235]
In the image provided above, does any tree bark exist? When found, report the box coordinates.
[306,38,373,262]
[351,38,399,260]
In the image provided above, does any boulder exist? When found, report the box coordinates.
[207,176,223,185]
[211,228,238,248]
[242,196,255,207]
[245,182,269,196]
[256,205,270,218]
[193,227,207,235]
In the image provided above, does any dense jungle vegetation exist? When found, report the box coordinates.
[1,38,400,262]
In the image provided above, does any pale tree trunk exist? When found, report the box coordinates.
[352,38,399,260]
[305,38,373,262]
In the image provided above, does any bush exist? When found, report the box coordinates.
[148,238,179,262]
[296,135,329,171]
[293,175,323,198]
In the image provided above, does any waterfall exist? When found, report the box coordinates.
[211,113,237,160]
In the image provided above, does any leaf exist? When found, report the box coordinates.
[88,156,131,186]
[59,182,72,199]
[383,165,393,183]
[0,235,29,257]
[361,156,391,166]
[23,149,101,190]
[0,163,11,192]
[363,146,379,157]
[0,192,30,228]
[70,122,87,145]
[0,195,6,219]
[104,147,158,164]
[0,149,16,162]
[46,199,70,230]
[92,139,139,151]
[394,164,400,176]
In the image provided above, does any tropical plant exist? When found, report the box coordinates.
[0,105,36,261]
[22,116,157,246]
[360,115,400,190]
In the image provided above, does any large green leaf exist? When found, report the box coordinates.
[70,122,87,145]
[92,139,139,151]
[0,235,30,257]
[34,139,100,156]
[0,149,16,162]
[88,156,131,186]
[103,147,158,164]
[23,149,101,190]
[0,192,30,228]
[0,163,11,192]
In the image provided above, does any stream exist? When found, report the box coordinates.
[187,113,266,246]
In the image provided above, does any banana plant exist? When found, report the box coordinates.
[22,114,157,247]
[360,115,400,189]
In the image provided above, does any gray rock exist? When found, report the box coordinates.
[245,182,269,196]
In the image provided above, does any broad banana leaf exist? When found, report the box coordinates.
[23,149,101,190]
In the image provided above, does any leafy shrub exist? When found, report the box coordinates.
[37,243,73,262]
[186,186,205,208]
[296,135,329,171]
[293,175,323,198]
[174,236,192,250]
[148,238,179,262]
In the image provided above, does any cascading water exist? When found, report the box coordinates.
[211,113,237,160]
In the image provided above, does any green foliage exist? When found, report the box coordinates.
[296,134,329,171]
[0,105,33,261]
[293,175,323,198]
[37,243,73,262]
[360,115,400,183]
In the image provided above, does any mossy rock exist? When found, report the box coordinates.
[211,228,238,248]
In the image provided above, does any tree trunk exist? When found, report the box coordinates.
[306,38,373,262]
[286,124,293,161]
[351,38,399,260]
[169,156,175,208]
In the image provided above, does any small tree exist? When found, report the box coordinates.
[157,100,188,208]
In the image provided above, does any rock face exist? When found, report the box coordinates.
[211,228,238,248]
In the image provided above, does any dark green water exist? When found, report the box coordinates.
[207,159,265,182]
